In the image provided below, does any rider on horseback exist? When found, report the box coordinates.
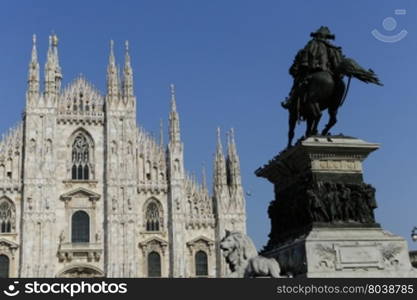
[281,26,344,111]
[282,27,382,147]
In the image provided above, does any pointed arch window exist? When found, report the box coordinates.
[195,250,208,276]
[147,252,161,277]
[0,255,9,278]
[145,201,160,231]
[72,210,90,243]
[0,199,14,233]
[71,133,90,180]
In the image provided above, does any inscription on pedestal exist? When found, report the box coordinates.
[335,243,382,270]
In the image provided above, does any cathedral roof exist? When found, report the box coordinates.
[58,76,104,112]
[0,122,22,157]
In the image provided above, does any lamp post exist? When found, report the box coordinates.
[412,227,417,242]
[411,227,417,268]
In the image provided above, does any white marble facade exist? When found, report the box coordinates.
[0,35,246,278]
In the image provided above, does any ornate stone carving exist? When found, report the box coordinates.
[0,238,19,258]
[220,231,281,278]
[57,77,105,125]
[186,236,215,256]
[57,264,104,278]
[60,187,100,208]
[316,244,336,270]
[139,237,168,256]
[57,242,102,263]
[0,197,16,232]
[381,243,403,268]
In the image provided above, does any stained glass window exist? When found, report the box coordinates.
[71,134,90,180]
[146,202,160,231]
[0,199,13,233]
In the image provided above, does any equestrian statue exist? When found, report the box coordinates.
[281,26,383,148]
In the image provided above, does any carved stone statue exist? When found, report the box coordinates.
[95,231,101,242]
[282,26,383,147]
[59,231,65,245]
[219,230,281,278]
[112,197,118,211]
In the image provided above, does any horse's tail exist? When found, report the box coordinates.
[338,57,383,86]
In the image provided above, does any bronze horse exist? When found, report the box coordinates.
[286,58,383,148]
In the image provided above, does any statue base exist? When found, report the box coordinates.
[263,226,416,277]
[256,135,416,277]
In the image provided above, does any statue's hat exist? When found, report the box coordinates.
[310,26,335,40]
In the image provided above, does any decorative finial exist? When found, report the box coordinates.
[124,40,131,68]
[30,34,38,62]
[51,33,58,47]
[110,40,114,53]
[170,83,176,101]
[159,119,164,145]
[202,163,207,189]
[217,127,222,148]
[170,83,177,112]
[230,128,235,143]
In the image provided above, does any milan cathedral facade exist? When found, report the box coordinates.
[0,34,246,278]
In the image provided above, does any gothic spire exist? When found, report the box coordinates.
[168,84,181,145]
[226,128,242,189]
[159,119,164,146]
[216,127,223,155]
[202,163,207,191]
[170,83,177,112]
[52,33,62,90]
[122,40,134,104]
[30,34,38,66]
[109,40,116,65]
[107,40,119,103]
[27,34,39,103]
[213,127,228,191]
[44,33,62,99]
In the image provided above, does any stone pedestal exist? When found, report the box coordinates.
[255,135,416,277]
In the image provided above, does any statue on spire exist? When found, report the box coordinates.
[168,84,181,145]
[170,83,177,109]
[27,34,40,105]
[44,32,62,98]
[51,33,58,47]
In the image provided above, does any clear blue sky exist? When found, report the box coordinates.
[0,0,416,250]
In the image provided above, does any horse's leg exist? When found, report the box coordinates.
[321,78,345,136]
[306,100,322,136]
[309,102,321,136]
[321,108,337,136]
[305,117,313,138]
[312,113,322,135]
[287,111,297,148]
